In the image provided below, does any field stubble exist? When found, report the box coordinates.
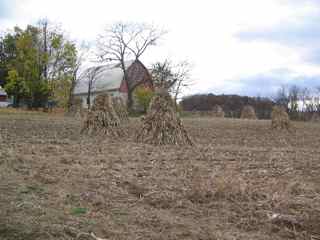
[0,114,319,240]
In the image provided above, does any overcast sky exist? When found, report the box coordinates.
[1,0,320,97]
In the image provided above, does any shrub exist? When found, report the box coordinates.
[134,86,154,113]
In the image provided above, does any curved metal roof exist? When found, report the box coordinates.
[74,61,134,95]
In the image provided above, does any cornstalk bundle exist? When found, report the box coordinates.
[240,105,257,120]
[271,106,291,130]
[81,94,124,137]
[211,105,225,118]
[112,96,129,123]
[67,98,83,118]
[136,89,193,145]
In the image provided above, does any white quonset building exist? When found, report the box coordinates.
[0,87,7,99]
[73,60,152,108]
[0,87,10,107]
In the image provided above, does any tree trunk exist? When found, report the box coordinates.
[13,95,19,108]
[87,81,92,110]
[67,75,77,112]
[120,60,133,111]
[43,21,48,81]
[127,89,134,111]
[67,92,74,112]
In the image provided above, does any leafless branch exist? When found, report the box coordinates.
[96,22,166,109]
[151,59,193,108]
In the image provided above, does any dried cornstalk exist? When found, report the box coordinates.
[268,212,301,228]
[211,105,225,118]
[67,97,84,118]
[136,89,193,145]
[112,96,129,123]
[271,106,291,130]
[81,94,124,137]
[241,105,257,120]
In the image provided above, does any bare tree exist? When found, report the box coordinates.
[299,87,312,119]
[274,85,289,110]
[151,59,193,109]
[97,22,166,110]
[81,65,104,109]
[288,85,300,119]
[151,60,175,88]
[314,86,320,113]
[299,87,310,109]
[67,42,90,111]
[171,61,193,107]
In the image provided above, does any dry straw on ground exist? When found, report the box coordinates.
[136,89,193,145]
[211,105,225,118]
[81,94,124,137]
[1,112,320,239]
[241,105,257,120]
[112,96,129,123]
[271,106,291,130]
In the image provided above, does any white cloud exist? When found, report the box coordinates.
[2,0,320,96]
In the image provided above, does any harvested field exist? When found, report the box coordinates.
[0,112,320,240]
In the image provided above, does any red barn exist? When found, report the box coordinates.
[0,87,7,102]
[74,60,153,108]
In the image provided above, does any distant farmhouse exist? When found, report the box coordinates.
[0,87,7,102]
[74,60,153,108]
[0,87,10,107]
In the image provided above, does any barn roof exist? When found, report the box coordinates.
[74,60,135,95]
[0,87,7,96]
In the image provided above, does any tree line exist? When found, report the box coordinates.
[0,20,78,108]
[180,85,320,120]
[274,85,320,121]
[180,94,274,119]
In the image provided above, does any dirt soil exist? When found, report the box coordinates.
[0,113,319,240]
